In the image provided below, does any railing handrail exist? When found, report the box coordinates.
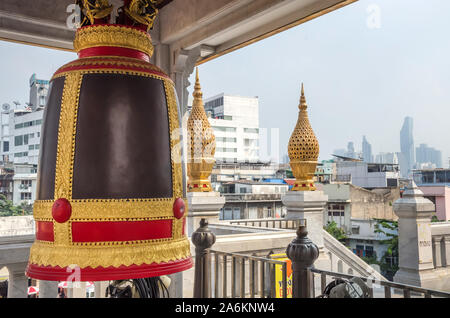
[211,250,286,266]
[229,218,297,223]
[310,268,450,298]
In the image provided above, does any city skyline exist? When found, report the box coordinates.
[0,0,449,166]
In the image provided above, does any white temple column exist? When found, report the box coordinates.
[6,262,28,298]
[187,192,225,237]
[38,280,58,298]
[393,181,438,288]
[282,191,328,250]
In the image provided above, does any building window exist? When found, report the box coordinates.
[216,137,237,143]
[20,192,32,200]
[205,97,224,109]
[14,152,28,158]
[244,128,259,133]
[3,141,9,152]
[21,180,32,187]
[328,204,345,217]
[213,127,236,133]
[14,135,23,146]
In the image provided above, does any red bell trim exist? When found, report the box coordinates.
[54,63,171,81]
[36,221,54,242]
[52,198,72,223]
[26,258,193,281]
[173,198,185,220]
[71,219,173,243]
[78,46,150,62]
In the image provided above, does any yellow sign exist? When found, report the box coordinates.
[271,253,292,298]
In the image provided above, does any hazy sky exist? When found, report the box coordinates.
[0,0,449,166]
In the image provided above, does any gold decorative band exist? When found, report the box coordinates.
[29,238,191,268]
[33,199,187,220]
[73,25,154,58]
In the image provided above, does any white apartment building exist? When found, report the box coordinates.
[1,74,47,165]
[12,164,37,205]
[336,161,401,188]
[203,94,259,163]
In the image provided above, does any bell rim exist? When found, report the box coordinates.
[26,257,193,282]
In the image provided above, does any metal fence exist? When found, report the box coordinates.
[310,268,450,298]
[210,251,288,298]
[229,218,300,230]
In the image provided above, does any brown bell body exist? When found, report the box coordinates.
[26,25,192,281]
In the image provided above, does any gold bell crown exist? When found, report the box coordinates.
[187,68,216,192]
[288,83,320,191]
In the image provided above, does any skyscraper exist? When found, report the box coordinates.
[362,136,373,163]
[400,117,415,178]
[416,144,443,168]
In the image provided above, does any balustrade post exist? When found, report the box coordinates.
[286,220,319,298]
[192,218,216,298]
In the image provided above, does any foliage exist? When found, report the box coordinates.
[0,195,33,217]
[324,221,347,242]
[361,255,380,266]
[431,215,442,223]
[373,219,398,276]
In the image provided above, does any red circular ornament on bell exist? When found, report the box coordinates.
[173,198,186,219]
[52,198,72,223]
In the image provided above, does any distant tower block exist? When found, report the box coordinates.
[288,84,320,191]
[187,68,216,192]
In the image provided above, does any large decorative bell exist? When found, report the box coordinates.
[26,1,192,281]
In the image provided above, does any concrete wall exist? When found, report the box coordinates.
[322,184,399,231]
[0,216,34,236]
[349,185,399,221]
[420,185,450,221]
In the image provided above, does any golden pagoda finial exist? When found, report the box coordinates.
[288,83,319,191]
[187,68,216,192]
[300,83,307,110]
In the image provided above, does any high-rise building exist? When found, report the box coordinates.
[400,117,415,178]
[28,73,49,112]
[189,93,260,163]
[362,136,373,163]
[375,152,399,164]
[416,143,442,168]
[0,74,47,165]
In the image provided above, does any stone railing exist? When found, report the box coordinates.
[322,230,386,281]
[228,217,386,281]
[192,219,450,298]
[430,222,450,268]
[0,216,35,237]
[223,193,282,202]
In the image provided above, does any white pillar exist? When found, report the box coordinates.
[67,282,86,298]
[6,262,28,298]
[38,280,58,298]
[94,281,109,298]
[282,190,329,269]
[187,192,225,237]
[282,191,328,249]
[393,181,437,288]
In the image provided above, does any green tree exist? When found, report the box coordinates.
[0,195,33,217]
[374,219,398,278]
[324,221,347,242]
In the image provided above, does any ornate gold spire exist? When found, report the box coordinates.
[187,68,216,192]
[288,83,319,191]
